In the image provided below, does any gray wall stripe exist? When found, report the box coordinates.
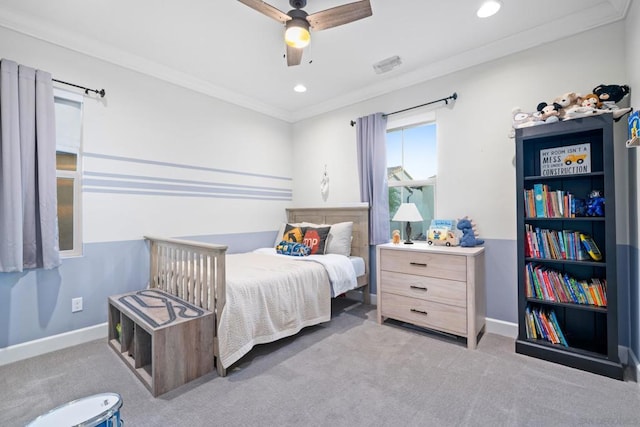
[83,152,292,181]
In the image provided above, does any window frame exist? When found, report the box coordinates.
[54,89,84,258]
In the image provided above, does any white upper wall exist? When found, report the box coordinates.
[0,26,294,243]
[292,22,629,241]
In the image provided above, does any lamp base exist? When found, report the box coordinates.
[404,222,413,245]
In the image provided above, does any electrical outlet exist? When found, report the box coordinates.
[72,297,83,313]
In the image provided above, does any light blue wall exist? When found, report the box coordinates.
[0,240,147,348]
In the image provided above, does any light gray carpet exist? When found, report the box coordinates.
[2,299,639,426]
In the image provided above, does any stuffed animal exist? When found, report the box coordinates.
[585,190,605,217]
[581,93,602,109]
[563,94,607,121]
[536,102,562,123]
[392,229,401,244]
[276,240,311,256]
[456,217,484,247]
[553,92,581,118]
[509,107,545,138]
[592,84,632,121]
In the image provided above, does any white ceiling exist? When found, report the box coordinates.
[0,0,631,122]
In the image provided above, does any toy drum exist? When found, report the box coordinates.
[27,392,123,427]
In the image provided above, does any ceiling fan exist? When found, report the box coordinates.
[237,0,373,66]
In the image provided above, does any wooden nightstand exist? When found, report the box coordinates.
[376,242,486,349]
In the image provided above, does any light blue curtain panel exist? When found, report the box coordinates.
[356,112,390,245]
[0,59,60,272]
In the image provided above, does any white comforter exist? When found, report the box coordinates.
[218,251,357,369]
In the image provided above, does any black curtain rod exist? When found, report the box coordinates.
[350,92,457,127]
[53,78,106,98]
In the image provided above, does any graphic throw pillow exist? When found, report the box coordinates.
[303,226,331,255]
[280,223,306,244]
[276,241,311,257]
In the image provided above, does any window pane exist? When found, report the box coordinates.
[57,177,74,251]
[402,124,436,180]
[56,151,77,171]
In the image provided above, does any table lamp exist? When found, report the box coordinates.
[392,203,423,244]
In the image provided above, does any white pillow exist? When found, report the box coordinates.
[325,222,353,256]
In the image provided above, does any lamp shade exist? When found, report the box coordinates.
[392,203,423,222]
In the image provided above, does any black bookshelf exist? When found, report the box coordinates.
[515,114,623,380]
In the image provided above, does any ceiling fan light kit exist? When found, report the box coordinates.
[238,0,373,66]
[285,18,311,48]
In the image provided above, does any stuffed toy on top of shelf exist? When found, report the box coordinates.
[536,102,562,123]
[553,92,582,119]
[563,93,607,121]
[510,84,632,137]
[592,84,632,121]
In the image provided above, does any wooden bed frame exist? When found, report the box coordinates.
[144,206,369,377]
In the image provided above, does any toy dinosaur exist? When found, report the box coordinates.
[457,217,484,247]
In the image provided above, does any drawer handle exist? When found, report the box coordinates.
[409,262,427,267]
[410,285,428,291]
[410,308,428,316]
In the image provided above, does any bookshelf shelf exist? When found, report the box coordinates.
[524,217,605,222]
[526,298,608,313]
[515,115,623,380]
[524,171,605,181]
[524,257,605,267]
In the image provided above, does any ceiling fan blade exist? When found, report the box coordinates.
[286,45,303,66]
[237,0,291,23]
[307,0,372,31]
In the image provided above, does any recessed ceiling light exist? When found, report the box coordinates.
[294,84,307,93]
[477,0,502,18]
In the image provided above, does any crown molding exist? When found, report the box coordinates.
[0,8,293,122]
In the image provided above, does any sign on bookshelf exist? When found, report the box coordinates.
[540,143,591,177]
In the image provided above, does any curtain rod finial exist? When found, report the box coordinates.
[350,120,356,127]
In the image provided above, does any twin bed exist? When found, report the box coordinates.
[144,206,370,377]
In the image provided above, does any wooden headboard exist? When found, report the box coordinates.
[286,206,370,295]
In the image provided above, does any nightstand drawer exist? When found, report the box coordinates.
[379,249,466,281]
[380,292,467,335]
[379,270,466,308]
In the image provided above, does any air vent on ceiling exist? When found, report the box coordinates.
[373,55,402,74]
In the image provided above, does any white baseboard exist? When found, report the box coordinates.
[0,323,108,367]
[485,317,518,338]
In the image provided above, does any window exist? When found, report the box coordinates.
[386,120,437,242]
[54,90,83,256]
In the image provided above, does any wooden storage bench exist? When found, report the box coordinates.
[108,289,214,396]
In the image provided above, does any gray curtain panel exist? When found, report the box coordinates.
[356,113,390,245]
[0,59,60,272]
